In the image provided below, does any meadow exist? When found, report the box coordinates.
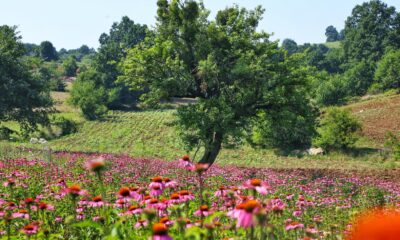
[1,152,399,239]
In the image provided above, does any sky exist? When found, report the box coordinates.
[1,0,400,50]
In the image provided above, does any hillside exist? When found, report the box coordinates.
[2,91,399,170]
[347,93,400,144]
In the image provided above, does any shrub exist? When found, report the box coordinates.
[0,126,14,140]
[375,49,400,91]
[315,75,348,106]
[51,116,78,136]
[313,107,362,150]
[69,70,109,120]
[384,132,400,160]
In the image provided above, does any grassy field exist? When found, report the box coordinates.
[324,41,342,49]
[1,90,399,170]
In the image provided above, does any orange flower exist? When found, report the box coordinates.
[347,208,400,240]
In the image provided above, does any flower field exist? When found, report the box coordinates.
[1,152,400,239]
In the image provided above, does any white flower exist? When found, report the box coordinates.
[39,138,47,144]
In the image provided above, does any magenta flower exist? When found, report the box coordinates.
[152,223,172,240]
[38,202,54,211]
[88,196,105,208]
[194,205,212,217]
[243,179,270,195]
[21,224,38,235]
[235,200,260,228]
[12,210,30,219]
[134,219,148,229]
[149,176,165,197]
[285,221,304,231]
[178,155,194,171]
[164,178,178,189]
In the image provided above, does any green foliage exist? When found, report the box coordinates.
[281,39,298,55]
[314,108,361,150]
[62,56,78,77]
[39,40,58,61]
[94,16,148,109]
[325,25,339,42]
[384,132,400,160]
[0,126,14,140]
[0,25,53,132]
[51,116,78,136]
[69,70,108,120]
[120,2,317,165]
[374,49,400,91]
[344,61,375,96]
[315,75,348,106]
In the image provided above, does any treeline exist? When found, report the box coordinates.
[282,0,400,106]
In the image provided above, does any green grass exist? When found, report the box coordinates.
[324,41,342,49]
[1,90,398,170]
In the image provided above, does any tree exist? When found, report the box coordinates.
[69,70,108,120]
[39,41,58,61]
[94,16,148,108]
[325,25,339,42]
[281,39,298,55]
[343,0,399,64]
[120,1,317,166]
[0,25,52,132]
[374,49,400,91]
[314,108,361,150]
[338,29,345,41]
[62,56,78,77]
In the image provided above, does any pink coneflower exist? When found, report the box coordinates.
[88,196,105,208]
[266,197,286,213]
[38,202,54,211]
[3,178,15,187]
[85,157,106,173]
[134,219,148,229]
[12,209,29,219]
[117,187,132,200]
[152,223,172,240]
[6,202,17,210]
[214,186,228,197]
[305,225,318,234]
[178,155,194,170]
[163,178,178,188]
[149,176,165,196]
[236,200,260,228]
[21,224,38,235]
[194,205,212,217]
[24,198,34,206]
[293,208,302,217]
[76,213,85,220]
[160,216,174,227]
[56,179,66,187]
[194,163,209,173]
[55,216,63,223]
[124,205,142,215]
[168,193,183,204]
[179,190,195,202]
[64,185,87,198]
[285,221,304,231]
[243,179,270,195]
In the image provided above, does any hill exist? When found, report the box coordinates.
[1,91,399,170]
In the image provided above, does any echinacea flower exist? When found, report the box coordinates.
[21,224,38,235]
[178,155,194,170]
[285,221,304,231]
[194,205,212,217]
[12,209,29,219]
[236,200,260,228]
[149,176,165,196]
[152,223,172,240]
[3,178,15,187]
[64,185,87,198]
[194,163,209,173]
[38,202,54,211]
[85,157,106,173]
[117,187,132,200]
[88,196,105,208]
[243,179,270,195]
[163,178,178,188]
[134,219,148,229]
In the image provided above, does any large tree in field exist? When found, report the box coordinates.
[325,25,339,42]
[120,0,317,166]
[0,26,52,132]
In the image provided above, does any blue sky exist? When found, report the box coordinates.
[1,0,399,50]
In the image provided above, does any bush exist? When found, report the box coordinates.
[69,70,109,120]
[0,126,14,140]
[315,75,348,106]
[375,49,400,91]
[384,132,400,160]
[313,107,362,150]
[51,116,78,136]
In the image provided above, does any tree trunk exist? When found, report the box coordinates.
[199,132,223,167]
